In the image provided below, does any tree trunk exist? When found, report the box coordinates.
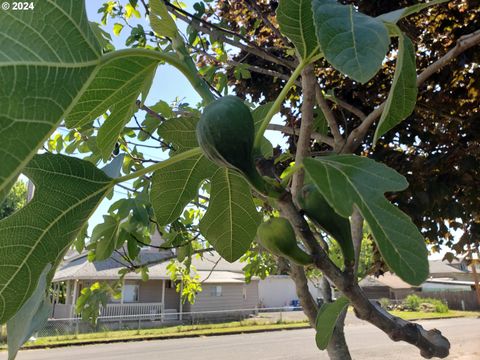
[320,277,352,360]
[289,265,351,360]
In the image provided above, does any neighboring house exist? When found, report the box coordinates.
[258,275,323,308]
[446,253,480,274]
[359,259,478,300]
[428,259,472,281]
[51,250,259,320]
[359,273,419,300]
[421,278,476,292]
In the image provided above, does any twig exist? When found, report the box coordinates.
[327,96,366,121]
[244,0,292,47]
[315,85,344,151]
[139,248,215,267]
[344,29,480,153]
[165,2,295,70]
[196,48,293,82]
[135,100,167,122]
[200,257,222,284]
[267,124,334,148]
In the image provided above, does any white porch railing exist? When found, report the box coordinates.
[99,302,163,318]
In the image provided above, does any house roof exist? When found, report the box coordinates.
[424,278,475,286]
[428,260,466,274]
[359,273,414,289]
[53,250,250,284]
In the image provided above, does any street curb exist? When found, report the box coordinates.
[4,324,312,351]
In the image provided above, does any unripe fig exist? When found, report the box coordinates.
[196,96,265,188]
[257,217,313,266]
[297,184,355,265]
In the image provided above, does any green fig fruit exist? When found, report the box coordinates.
[297,184,355,265]
[257,217,313,266]
[196,96,266,191]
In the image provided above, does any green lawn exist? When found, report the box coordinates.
[390,309,480,320]
[0,320,310,349]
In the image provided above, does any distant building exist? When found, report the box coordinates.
[359,273,419,299]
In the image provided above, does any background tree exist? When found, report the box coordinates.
[0,181,27,220]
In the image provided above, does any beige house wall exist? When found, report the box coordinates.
[190,281,259,312]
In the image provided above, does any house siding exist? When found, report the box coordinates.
[190,281,259,312]
[164,287,180,311]
[138,280,180,310]
[258,276,322,308]
[139,280,162,303]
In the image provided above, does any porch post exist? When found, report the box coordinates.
[65,280,71,305]
[161,279,166,322]
[179,281,183,321]
[71,280,78,318]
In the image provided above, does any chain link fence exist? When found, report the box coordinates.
[0,306,307,346]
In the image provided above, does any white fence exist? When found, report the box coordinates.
[52,302,164,319]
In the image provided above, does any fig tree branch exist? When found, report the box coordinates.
[289,264,318,327]
[165,1,295,70]
[344,29,480,153]
[277,192,450,358]
[315,85,344,150]
[291,64,316,199]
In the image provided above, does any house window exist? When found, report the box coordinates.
[211,285,222,297]
[165,280,175,289]
[123,284,139,303]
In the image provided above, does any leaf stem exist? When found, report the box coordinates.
[253,60,307,150]
[114,147,202,184]
[100,48,216,105]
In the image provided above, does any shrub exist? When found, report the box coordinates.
[404,295,421,311]
[379,298,390,309]
[402,295,449,313]
[428,299,449,313]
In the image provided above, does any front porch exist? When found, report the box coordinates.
[51,279,186,320]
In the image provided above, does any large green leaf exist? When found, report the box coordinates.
[0,0,101,202]
[199,168,261,262]
[312,0,390,83]
[374,32,417,144]
[0,154,113,323]
[303,155,428,285]
[151,153,216,225]
[91,215,121,261]
[152,115,216,225]
[149,0,179,39]
[65,55,158,159]
[315,296,349,350]
[276,0,320,60]
[7,265,51,360]
[377,0,449,24]
[159,116,200,152]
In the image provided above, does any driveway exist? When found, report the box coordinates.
[3,317,479,360]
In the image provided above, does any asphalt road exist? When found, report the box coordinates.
[3,317,479,360]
